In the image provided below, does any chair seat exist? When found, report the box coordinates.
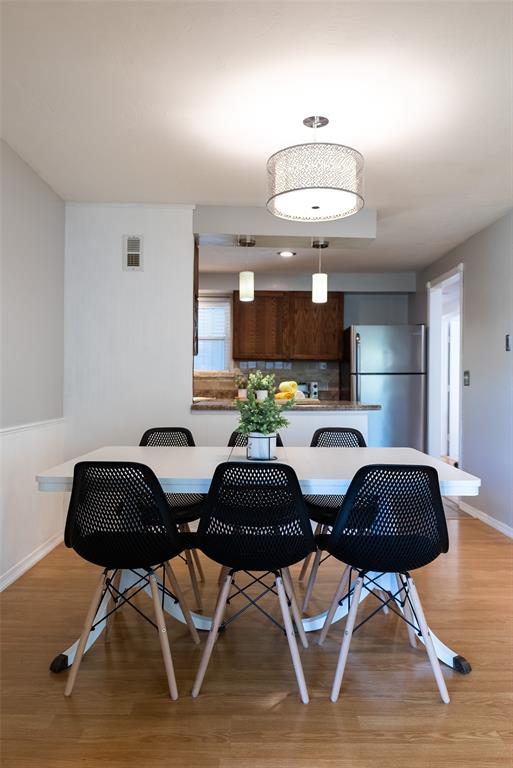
[166,493,206,524]
[74,531,183,570]
[304,494,345,525]
[316,531,442,573]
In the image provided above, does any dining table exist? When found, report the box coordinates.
[37,444,480,676]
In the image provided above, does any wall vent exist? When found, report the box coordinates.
[123,235,143,271]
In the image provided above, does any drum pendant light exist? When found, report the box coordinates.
[267,116,364,222]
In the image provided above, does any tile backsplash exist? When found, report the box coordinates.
[193,361,340,400]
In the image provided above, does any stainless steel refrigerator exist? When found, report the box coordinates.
[344,325,426,449]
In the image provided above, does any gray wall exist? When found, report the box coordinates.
[410,210,513,530]
[344,293,410,327]
[1,141,65,427]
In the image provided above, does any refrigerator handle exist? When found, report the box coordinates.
[355,332,361,402]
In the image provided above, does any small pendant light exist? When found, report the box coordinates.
[238,235,255,302]
[239,270,255,302]
[312,239,328,304]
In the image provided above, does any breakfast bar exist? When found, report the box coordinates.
[190,399,381,446]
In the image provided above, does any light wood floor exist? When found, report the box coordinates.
[1,514,512,768]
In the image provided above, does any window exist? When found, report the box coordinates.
[194,297,231,371]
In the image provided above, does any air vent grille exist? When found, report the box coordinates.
[123,235,143,271]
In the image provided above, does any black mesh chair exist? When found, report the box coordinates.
[300,427,367,611]
[227,430,284,448]
[140,427,205,610]
[191,462,316,704]
[62,461,200,699]
[317,464,451,704]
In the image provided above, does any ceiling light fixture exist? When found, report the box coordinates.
[312,239,329,304]
[278,250,296,258]
[266,116,364,222]
[239,236,255,302]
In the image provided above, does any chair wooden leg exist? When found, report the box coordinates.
[276,575,309,704]
[183,523,205,582]
[163,561,200,645]
[217,564,229,585]
[149,572,178,700]
[64,571,108,697]
[406,576,450,704]
[298,524,320,581]
[298,552,312,582]
[192,573,232,698]
[396,573,417,648]
[302,546,322,612]
[191,549,205,582]
[330,575,364,703]
[104,569,122,643]
[282,567,308,649]
[185,549,203,612]
[318,564,350,646]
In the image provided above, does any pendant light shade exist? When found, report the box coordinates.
[312,272,328,304]
[239,270,254,302]
[266,117,364,222]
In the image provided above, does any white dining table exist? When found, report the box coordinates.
[37,445,480,676]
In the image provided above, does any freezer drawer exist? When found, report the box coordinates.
[351,373,425,449]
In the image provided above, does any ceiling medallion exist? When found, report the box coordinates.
[266,116,364,222]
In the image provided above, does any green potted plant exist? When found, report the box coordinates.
[235,373,248,399]
[234,374,294,460]
[248,370,275,401]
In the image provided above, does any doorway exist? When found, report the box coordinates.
[427,266,463,463]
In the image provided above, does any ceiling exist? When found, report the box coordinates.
[2,1,512,272]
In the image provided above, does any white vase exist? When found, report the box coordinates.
[255,389,268,401]
[247,432,277,461]
[237,388,247,399]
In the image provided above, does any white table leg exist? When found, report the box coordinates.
[50,568,135,672]
[303,570,472,674]
[50,568,471,676]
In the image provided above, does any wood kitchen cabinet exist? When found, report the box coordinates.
[232,291,289,359]
[288,292,343,360]
[232,290,344,361]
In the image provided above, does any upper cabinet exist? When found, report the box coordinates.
[288,292,343,360]
[232,290,343,360]
[232,291,289,360]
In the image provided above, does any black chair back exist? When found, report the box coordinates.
[228,431,284,448]
[326,465,448,573]
[140,427,195,447]
[197,462,315,572]
[311,427,366,448]
[64,462,183,570]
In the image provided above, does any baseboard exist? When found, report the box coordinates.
[459,501,513,539]
[0,531,63,592]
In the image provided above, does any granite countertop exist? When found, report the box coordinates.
[191,399,381,411]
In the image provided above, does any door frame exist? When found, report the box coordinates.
[426,263,464,461]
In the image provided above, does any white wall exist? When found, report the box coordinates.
[410,211,513,533]
[200,271,416,293]
[1,140,64,426]
[64,204,195,457]
[1,141,66,588]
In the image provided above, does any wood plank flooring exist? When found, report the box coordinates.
[1,514,512,768]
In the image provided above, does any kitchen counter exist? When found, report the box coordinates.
[189,399,379,446]
[191,399,381,411]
